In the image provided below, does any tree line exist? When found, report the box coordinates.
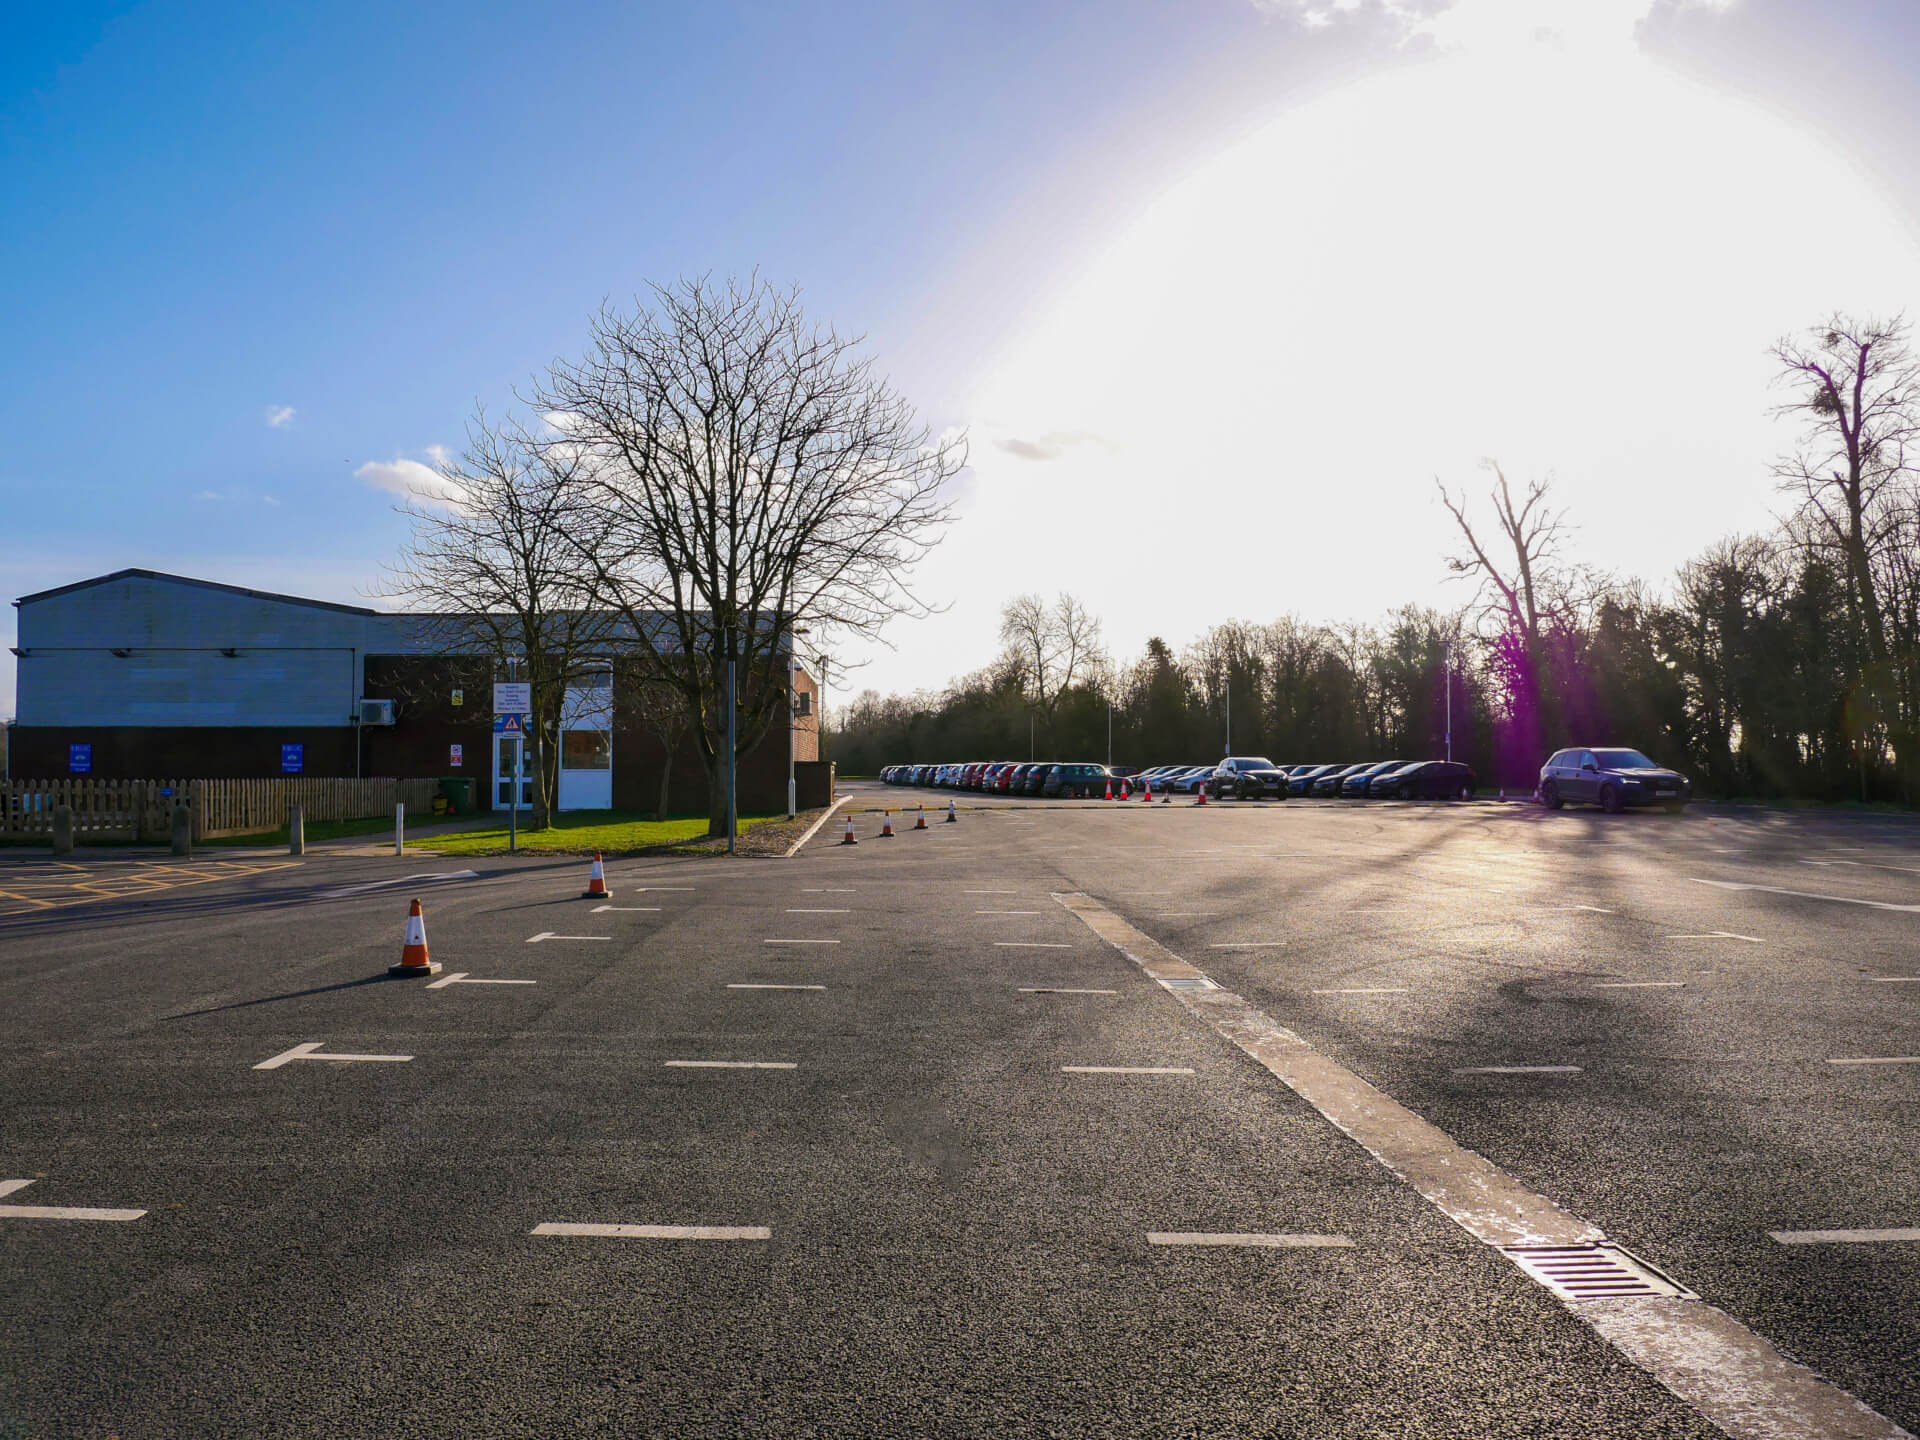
[832,314,1920,804]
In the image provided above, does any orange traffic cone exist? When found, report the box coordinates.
[1103,777,1113,800]
[389,898,441,978]
[914,806,928,830]
[881,810,895,837]
[1142,778,1152,803]
[841,815,859,845]
[580,851,609,899]
[945,799,957,823]
[1195,784,1209,807]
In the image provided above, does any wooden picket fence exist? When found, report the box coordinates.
[0,777,442,844]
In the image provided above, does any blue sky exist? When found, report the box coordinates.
[6,0,1920,718]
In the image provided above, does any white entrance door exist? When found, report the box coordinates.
[557,678,614,811]
[494,735,533,810]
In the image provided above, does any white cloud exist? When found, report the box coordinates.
[355,453,467,510]
[193,489,221,501]
[262,495,281,507]
[1262,0,1738,53]
[265,405,296,428]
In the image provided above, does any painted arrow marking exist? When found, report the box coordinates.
[0,1178,144,1222]
[255,1042,413,1070]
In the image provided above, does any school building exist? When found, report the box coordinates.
[7,569,824,811]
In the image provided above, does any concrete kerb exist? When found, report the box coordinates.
[783,796,855,857]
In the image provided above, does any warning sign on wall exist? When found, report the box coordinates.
[449,743,464,767]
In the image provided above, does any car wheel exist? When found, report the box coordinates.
[1542,781,1563,810]
[1664,801,1685,814]
[1397,783,1413,800]
[1599,783,1623,815]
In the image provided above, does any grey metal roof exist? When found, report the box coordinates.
[13,569,381,616]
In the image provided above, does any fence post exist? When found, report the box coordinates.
[170,803,192,857]
[289,803,305,856]
[52,804,74,855]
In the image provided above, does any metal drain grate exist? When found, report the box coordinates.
[1502,1244,1696,1302]
[1157,975,1218,992]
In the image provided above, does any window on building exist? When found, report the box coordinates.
[562,729,612,770]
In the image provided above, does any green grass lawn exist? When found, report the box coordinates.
[424,809,784,856]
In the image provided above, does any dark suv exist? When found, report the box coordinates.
[1540,748,1690,813]
[1207,757,1289,800]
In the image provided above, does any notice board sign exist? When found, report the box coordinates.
[449,743,464,767]
[281,743,304,774]
[492,681,531,716]
[68,743,91,774]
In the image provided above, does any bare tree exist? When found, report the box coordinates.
[378,408,621,828]
[1436,463,1588,647]
[1771,313,1920,672]
[623,673,693,819]
[997,592,1107,720]
[540,275,964,835]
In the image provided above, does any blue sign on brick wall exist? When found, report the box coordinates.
[69,743,92,774]
[281,743,304,774]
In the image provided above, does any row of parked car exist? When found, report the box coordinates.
[877,757,1482,801]
[880,746,1694,811]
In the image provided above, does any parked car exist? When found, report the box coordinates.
[1046,763,1125,798]
[1309,763,1373,797]
[1166,766,1214,794]
[1207,756,1289,799]
[1365,761,1475,800]
[1024,764,1057,796]
[1288,764,1338,795]
[1136,765,1186,791]
[1339,761,1406,797]
[1540,748,1689,813]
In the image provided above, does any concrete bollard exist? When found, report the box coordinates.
[170,804,192,857]
[289,804,305,856]
[51,804,74,856]
[395,802,405,857]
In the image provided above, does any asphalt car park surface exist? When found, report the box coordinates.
[1,786,1914,1437]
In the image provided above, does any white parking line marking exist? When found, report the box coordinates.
[1826,1056,1920,1066]
[1209,942,1286,950]
[1664,932,1764,942]
[532,1223,769,1240]
[0,1179,144,1223]
[1770,1228,1920,1244]
[633,888,696,892]
[727,983,826,990]
[786,908,850,913]
[1019,987,1118,995]
[593,905,660,912]
[1452,1065,1583,1074]
[424,973,537,988]
[764,939,840,946]
[1311,987,1410,995]
[802,889,857,893]
[1594,982,1686,989]
[964,889,1020,894]
[255,1042,413,1069]
[528,933,612,943]
[975,909,1041,915]
[1054,890,1914,1440]
[1691,877,1920,913]
[1871,977,1920,983]
[314,870,482,899]
[1062,1066,1194,1075]
[1564,905,1617,914]
[663,1060,797,1069]
[1147,1232,1352,1248]
[995,941,1072,948]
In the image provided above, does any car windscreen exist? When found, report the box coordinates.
[1384,762,1424,775]
[1593,749,1658,770]
[1237,758,1276,770]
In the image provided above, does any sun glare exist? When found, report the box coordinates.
[928,6,1920,677]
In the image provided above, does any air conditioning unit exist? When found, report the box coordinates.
[359,698,396,726]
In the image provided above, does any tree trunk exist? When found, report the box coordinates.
[707,762,730,838]
[655,752,673,820]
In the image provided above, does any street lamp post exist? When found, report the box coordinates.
[1443,639,1453,764]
